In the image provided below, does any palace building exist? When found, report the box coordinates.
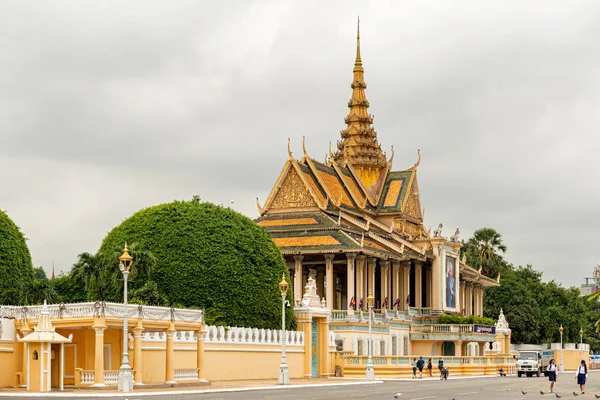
[256,21,501,364]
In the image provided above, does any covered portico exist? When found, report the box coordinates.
[3,302,205,388]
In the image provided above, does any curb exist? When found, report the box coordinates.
[0,380,384,398]
[381,375,501,382]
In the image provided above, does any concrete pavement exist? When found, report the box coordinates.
[4,373,600,399]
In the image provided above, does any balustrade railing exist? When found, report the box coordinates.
[0,302,204,323]
[174,369,199,381]
[79,370,95,385]
[411,324,476,334]
[344,355,516,367]
[104,370,119,384]
[203,325,304,346]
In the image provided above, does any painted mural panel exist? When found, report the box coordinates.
[443,251,459,312]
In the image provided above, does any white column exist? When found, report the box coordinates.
[415,262,422,309]
[380,260,390,310]
[60,343,64,391]
[367,258,376,299]
[356,256,366,309]
[325,254,335,311]
[346,254,356,315]
[294,255,304,304]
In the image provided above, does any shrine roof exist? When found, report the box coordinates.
[256,212,336,232]
[269,229,360,254]
[376,170,413,214]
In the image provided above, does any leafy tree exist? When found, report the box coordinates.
[33,266,47,281]
[51,273,87,303]
[462,228,508,277]
[99,199,293,329]
[129,280,168,306]
[71,252,113,301]
[0,210,35,305]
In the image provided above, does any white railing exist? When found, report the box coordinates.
[204,325,304,346]
[104,371,119,384]
[0,302,204,323]
[174,369,199,381]
[332,310,348,321]
[80,371,95,385]
[411,324,479,334]
[140,325,305,346]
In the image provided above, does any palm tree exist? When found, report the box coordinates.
[463,228,507,277]
[71,252,112,301]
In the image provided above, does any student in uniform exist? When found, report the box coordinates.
[575,360,588,394]
[546,358,557,393]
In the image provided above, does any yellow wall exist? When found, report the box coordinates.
[204,344,305,381]
[0,343,18,388]
[552,350,590,371]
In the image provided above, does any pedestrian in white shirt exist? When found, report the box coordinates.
[575,360,588,394]
[547,358,557,393]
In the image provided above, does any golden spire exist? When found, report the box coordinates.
[333,17,387,189]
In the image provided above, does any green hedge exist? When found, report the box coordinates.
[0,210,35,304]
[438,313,495,326]
[99,199,293,329]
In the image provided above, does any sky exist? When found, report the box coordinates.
[1,1,599,287]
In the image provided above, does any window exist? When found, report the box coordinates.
[392,336,398,356]
[358,339,364,356]
[380,340,386,356]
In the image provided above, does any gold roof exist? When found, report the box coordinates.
[332,17,388,190]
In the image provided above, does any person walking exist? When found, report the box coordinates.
[575,360,588,394]
[546,358,557,393]
[417,356,425,378]
[427,358,433,377]
[412,358,417,379]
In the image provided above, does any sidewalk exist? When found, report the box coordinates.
[0,379,383,398]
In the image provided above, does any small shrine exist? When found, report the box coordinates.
[294,274,331,378]
[17,301,72,392]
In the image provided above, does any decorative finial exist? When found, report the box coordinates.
[287,138,293,160]
[356,15,361,63]
[413,149,421,169]
[388,145,394,167]
[302,136,308,158]
[255,197,263,214]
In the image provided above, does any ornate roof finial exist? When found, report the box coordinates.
[413,149,421,169]
[332,18,387,186]
[388,145,395,167]
[302,135,308,158]
[287,138,293,160]
[356,15,361,65]
[255,197,263,214]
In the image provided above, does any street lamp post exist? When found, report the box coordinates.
[365,292,375,381]
[278,274,290,385]
[559,324,564,372]
[118,244,134,392]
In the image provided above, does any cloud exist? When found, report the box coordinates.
[1,0,599,287]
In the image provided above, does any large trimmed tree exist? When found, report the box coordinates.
[0,210,35,305]
[99,198,292,329]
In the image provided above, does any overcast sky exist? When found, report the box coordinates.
[1,1,599,287]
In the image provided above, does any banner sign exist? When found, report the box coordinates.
[474,325,496,334]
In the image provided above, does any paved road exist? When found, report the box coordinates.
[9,374,600,399]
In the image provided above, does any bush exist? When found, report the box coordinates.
[99,199,293,329]
[0,210,35,305]
[438,313,495,326]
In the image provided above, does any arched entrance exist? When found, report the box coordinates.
[442,341,455,356]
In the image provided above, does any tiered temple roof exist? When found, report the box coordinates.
[257,19,429,262]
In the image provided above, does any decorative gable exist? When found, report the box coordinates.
[270,167,318,210]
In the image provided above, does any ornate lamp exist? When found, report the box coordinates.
[559,324,564,372]
[365,291,375,381]
[278,273,290,385]
[118,243,134,392]
[119,244,133,272]
[367,293,374,309]
[279,274,289,296]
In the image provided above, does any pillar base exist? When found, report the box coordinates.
[365,365,375,381]
[118,365,134,392]
[278,364,290,385]
[91,383,106,387]
[165,381,177,385]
